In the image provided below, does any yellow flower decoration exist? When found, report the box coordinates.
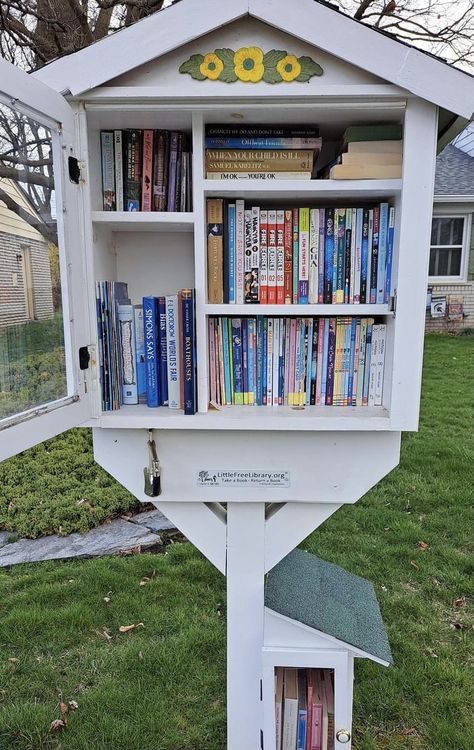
[234,47,264,83]
[276,54,302,82]
[200,53,224,80]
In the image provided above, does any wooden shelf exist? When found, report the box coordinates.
[92,404,391,431]
[204,304,393,316]
[91,211,194,231]
[202,179,402,200]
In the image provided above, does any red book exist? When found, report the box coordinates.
[267,209,277,305]
[141,130,153,211]
[284,209,293,304]
[276,209,285,304]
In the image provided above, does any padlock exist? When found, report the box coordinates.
[143,432,161,497]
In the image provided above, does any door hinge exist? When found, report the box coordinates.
[79,346,90,370]
[68,156,80,184]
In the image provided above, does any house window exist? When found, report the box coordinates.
[429,215,469,280]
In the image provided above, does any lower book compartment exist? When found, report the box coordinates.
[275,666,336,750]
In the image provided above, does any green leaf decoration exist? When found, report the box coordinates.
[179,54,206,80]
[263,49,287,68]
[219,67,238,83]
[214,48,234,67]
[262,67,284,85]
[295,55,324,82]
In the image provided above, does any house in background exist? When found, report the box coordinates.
[427,128,474,331]
[0,179,54,328]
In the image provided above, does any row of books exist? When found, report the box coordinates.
[208,316,386,408]
[275,668,334,750]
[320,123,403,180]
[100,129,192,212]
[207,199,394,305]
[205,124,321,180]
[96,282,196,414]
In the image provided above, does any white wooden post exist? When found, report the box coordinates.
[226,502,266,750]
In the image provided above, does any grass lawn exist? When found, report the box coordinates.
[0,333,472,750]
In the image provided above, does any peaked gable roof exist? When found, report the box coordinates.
[33,0,474,121]
[435,145,474,196]
[265,548,393,665]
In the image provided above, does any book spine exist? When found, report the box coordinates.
[205,136,322,149]
[124,129,142,211]
[309,208,319,304]
[207,198,224,304]
[141,130,153,211]
[284,209,293,304]
[182,289,196,415]
[117,304,138,405]
[241,318,248,404]
[299,207,310,303]
[310,316,318,405]
[228,203,236,304]
[335,208,346,303]
[222,199,229,303]
[221,320,231,404]
[152,129,169,211]
[363,319,374,405]
[347,317,357,406]
[325,318,336,405]
[167,131,179,211]
[288,318,296,406]
[353,208,363,304]
[276,209,285,304]
[385,206,395,303]
[315,318,324,406]
[235,199,245,305]
[244,209,253,303]
[292,208,299,303]
[323,208,334,304]
[343,208,352,304]
[232,318,243,405]
[272,317,280,405]
[349,209,357,303]
[157,297,168,405]
[377,202,389,303]
[143,296,160,407]
[205,171,312,180]
[352,318,361,406]
[368,324,379,406]
[305,318,313,405]
[113,130,123,211]
[166,295,180,409]
[133,304,146,402]
[205,149,314,171]
[266,318,273,406]
[259,210,268,304]
[297,711,308,750]
[174,132,183,213]
[256,316,263,405]
[206,125,320,137]
[370,206,380,303]
[251,206,260,303]
[360,208,370,303]
[209,318,217,404]
[374,323,386,405]
[318,210,325,304]
[357,319,367,407]
[248,317,256,405]
[267,210,277,305]
[100,131,116,211]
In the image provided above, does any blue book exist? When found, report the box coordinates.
[143,296,160,407]
[385,207,395,303]
[347,318,357,405]
[297,666,308,750]
[360,209,369,303]
[242,318,249,404]
[228,203,236,304]
[205,136,321,149]
[182,289,196,415]
[321,318,329,404]
[157,297,168,405]
[231,318,243,405]
[256,317,264,405]
[134,305,146,402]
[247,318,256,405]
[324,208,334,303]
[377,202,389,303]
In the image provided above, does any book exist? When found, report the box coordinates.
[342,123,403,145]
[276,209,285,304]
[205,124,320,137]
[244,208,253,304]
[347,139,403,154]
[165,295,180,409]
[113,130,123,211]
[309,670,323,750]
[207,198,224,304]
[181,289,196,415]
[100,131,115,210]
[206,171,313,180]
[158,297,168,406]
[377,202,389,303]
[342,150,402,165]
[123,129,142,211]
[228,202,236,304]
[299,208,310,304]
[133,304,146,402]
[329,163,402,179]
[250,206,260,303]
[385,206,395,303]
[167,131,180,211]
[282,668,299,750]
[141,130,153,211]
[205,149,314,172]
[152,129,169,211]
[117,304,138,405]
[259,209,268,304]
[284,209,293,304]
[235,199,245,305]
[275,668,284,750]
[205,136,322,150]
[297,670,308,750]
[267,210,277,305]
[143,296,160,408]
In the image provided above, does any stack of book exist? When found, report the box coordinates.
[324,124,403,180]
[207,199,394,305]
[96,282,196,414]
[275,667,334,750]
[205,125,321,180]
[100,129,192,212]
[208,316,386,408]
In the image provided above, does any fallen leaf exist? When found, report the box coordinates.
[410,560,419,569]
[68,700,79,711]
[49,719,66,733]
[453,597,466,608]
[417,541,429,550]
[7,657,19,663]
[59,702,69,719]
[119,623,144,633]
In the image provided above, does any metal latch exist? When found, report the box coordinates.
[144,430,161,497]
[79,346,90,370]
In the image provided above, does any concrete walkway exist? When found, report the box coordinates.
[0,509,176,567]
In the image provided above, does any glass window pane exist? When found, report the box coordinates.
[439,217,464,245]
[429,248,437,276]
[429,247,462,277]
[447,247,462,276]
[0,102,67,421]
[431,217,441,245]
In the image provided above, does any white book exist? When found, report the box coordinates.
[114,130,124,211]
[272,317,280,406]
[165,295,181,409]
[235,199,245,305]
[205,171,312,180]
[368,323,380,407]
[374,323,386,405]
[267,210,277,304]
[349,208,357,304]
[259,210,268,304]
[251,206,260,303]
[117,304,138,405]
[309,208,319,304]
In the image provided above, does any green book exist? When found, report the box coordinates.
[342,124,403,145]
